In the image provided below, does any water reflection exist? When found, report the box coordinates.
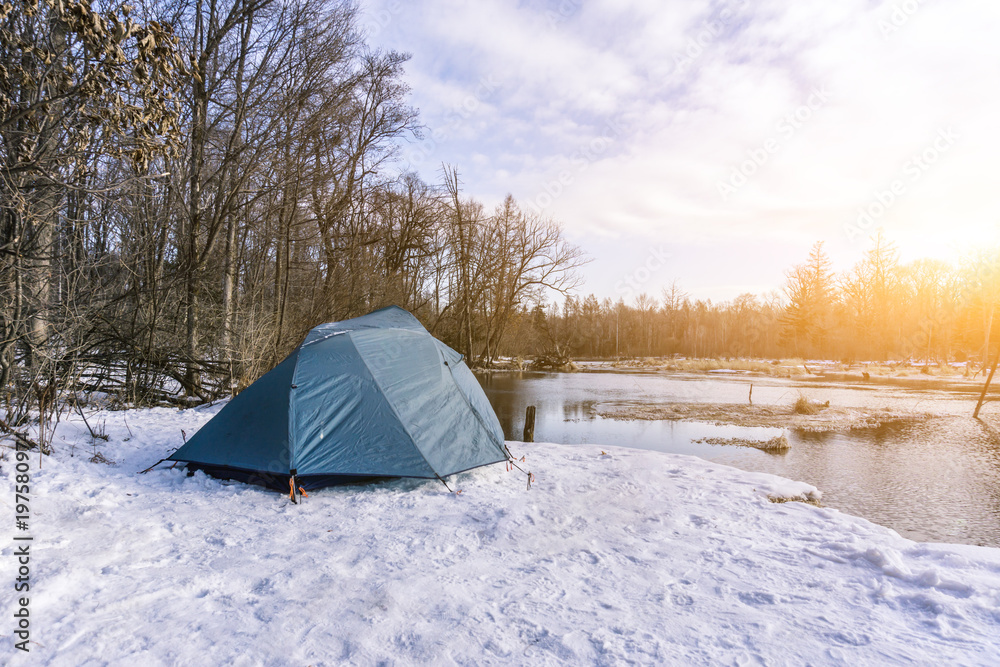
[477,370,1000,547]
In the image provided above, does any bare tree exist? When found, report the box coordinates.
[0,0,183,424]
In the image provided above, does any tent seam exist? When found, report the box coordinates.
[287,345,303,472]
[437,343,508,457]
[345,331,440,479]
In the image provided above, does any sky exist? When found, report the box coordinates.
[360,0,1000,304]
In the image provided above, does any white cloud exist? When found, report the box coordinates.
[364,0,1000,299]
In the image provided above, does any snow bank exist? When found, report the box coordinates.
[3,407,1000,665]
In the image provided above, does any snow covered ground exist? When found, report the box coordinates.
[3,404,1000,665]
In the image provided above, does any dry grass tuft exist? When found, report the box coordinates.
[768,496,822,507]
[761,434,791,451]
[793,395,819,415]
[89,451,114,465]
[695,433,790,452]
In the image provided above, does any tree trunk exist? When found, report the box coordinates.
[221,11,252,367]
[974,351,998,419]
[184,0,209,395]
[984,305,994,371]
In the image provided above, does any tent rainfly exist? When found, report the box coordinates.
[168,306,509,491]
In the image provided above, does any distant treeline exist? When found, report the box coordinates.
[518,236,999,366]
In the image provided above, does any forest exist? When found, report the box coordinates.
[0,0,583,420]
[537,236,1000,370]
[3,0,998,430]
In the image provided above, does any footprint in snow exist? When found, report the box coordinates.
[737,591,776,606]
[252,578,274,595]
[827,630,872,646]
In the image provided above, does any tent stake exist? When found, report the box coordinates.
[504,456,534,491]
[138,458,168,474]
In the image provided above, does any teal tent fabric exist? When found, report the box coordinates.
[169,307,508,489]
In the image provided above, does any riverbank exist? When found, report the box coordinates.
[481,356,994,395]
[603,355,972,371]
[3,405,1000,664]
[476,370,1000,546]
[597,357,992,386]
[597,401,935,432]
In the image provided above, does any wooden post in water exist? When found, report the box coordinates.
[974,353,999,419]
[523,405,536,443]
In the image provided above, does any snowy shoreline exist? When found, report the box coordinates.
[3,406,1000,665]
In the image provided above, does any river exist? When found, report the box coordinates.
[476,369,1000,548]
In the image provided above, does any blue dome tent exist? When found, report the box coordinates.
[168,306,509,492]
